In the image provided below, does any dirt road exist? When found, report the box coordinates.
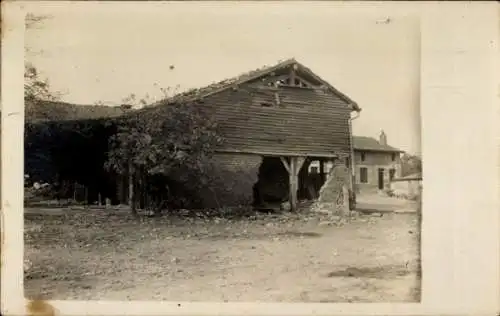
[24,209,420,302]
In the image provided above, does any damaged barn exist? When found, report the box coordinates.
[137,58,362,213]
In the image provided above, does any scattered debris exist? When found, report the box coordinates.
[280,201,291,212]
[276,231,321,238]
[171,257,180,264]
[24,205,420,301]
[318,221,333,227]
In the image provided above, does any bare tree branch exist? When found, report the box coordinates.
[24,13,62,101]
[25,13,52,29]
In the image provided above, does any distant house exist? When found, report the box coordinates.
[352,131,404,192]
[308,131,404,192]
[389,172,422,198]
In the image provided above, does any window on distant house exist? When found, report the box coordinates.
[360,167,368,183]
[389,168,396,181]
[391,153,396,161]
[361,152,366,162]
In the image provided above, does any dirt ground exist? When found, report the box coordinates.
[24,207,421,302]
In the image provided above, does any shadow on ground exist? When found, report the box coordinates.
[326,265,414,279]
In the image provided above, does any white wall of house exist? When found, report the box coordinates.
[390,179,422,197]
[353,151,402,192]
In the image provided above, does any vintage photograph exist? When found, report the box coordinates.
[23,2,422,302]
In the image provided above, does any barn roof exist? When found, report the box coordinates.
[353,136,403,153]
[132,58,361,157]
[145,58,361,112]
[25,99,126,123]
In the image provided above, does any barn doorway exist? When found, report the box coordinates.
[252,157,289,209]
[252,156,335,210]
[378,168,385,190]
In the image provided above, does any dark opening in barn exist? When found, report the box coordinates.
[252,157,289,209]
[252,157,338,211]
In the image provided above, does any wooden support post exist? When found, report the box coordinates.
[128,160,137,215]
[319,158,325,184]
[289,68,297,86]
[84,186,88,209]
[290,158,298,212]
[280,157,290,174]
[281,156,305,212]
[296,157,306,174]
[299,158,311,198]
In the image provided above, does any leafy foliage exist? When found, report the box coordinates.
[106,101,223,189]
[25,13,52,30]
[25,118,119,203]
[400,154,422,177]
[24,89,225,211]
[24,63,60,102]
[23,12,224,209]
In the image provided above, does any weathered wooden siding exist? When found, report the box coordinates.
[200,83,352,157]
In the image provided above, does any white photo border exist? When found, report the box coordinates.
[1,1,499,315]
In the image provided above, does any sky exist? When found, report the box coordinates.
[25,2,421,154]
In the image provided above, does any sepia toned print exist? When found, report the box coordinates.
[23,3,421,302]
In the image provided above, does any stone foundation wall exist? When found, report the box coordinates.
[199,153,262,209]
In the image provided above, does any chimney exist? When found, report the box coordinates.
[379,130,387,146]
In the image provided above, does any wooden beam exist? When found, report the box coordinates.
[319,158,325,183]
[274,92,281,106]
[295,157,306,176]
[295,76,315,88]
[287,156,306,212]
[280,156,300,211]
[280,157,291,174]
[216,148,345,158]
[259,74,290,86]
[289,68,297,86]
[298,158,311,198]
[289,157,298,212]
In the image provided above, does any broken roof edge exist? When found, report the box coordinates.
[292,60,361,112]
[141,57,361,112]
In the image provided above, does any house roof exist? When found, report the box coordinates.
[353,136,403,153]
[143,58,361,112]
